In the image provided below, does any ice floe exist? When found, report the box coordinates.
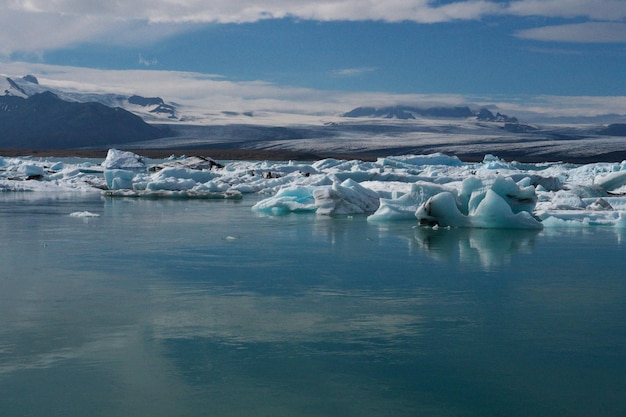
[3,149,626,229]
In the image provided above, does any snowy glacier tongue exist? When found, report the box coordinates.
[2,148,626,229]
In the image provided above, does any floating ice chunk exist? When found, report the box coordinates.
[69,211,100,217]
[252,186,317,214]
[146,177,197,191]
[482,154,515,170]
[194,181,232,193]
[415,191,471,227]
[368,182,453,222]
[594,170,626,192]
[378,153,463,168]
[540,216,588,228]
[102,149,146,170]
[103,189,242,199]
[104,169,135,190]
[469,189,542,229]
[587,198,613,211]
[480,176,537,214]
[18,164,45,178]
[149,155,223,171]
[143,167,216,191]
[616,212,626,228]
[416,189,542,229]
[49,161,64,171]
[459,176,483,214]
[311,158,360,171]
[538,211,624,227]
[151,167,216,183]
[314,179,380,215]
[549,190,587,210]
[510,174,562,191]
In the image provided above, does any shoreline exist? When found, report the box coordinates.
[0,148,381,162]
[1,147,625,165]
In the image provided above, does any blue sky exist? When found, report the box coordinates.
[2,1,626,118]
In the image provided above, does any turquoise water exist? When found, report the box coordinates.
[1,193,625,417]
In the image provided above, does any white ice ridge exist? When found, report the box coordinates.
[3,149,626,229]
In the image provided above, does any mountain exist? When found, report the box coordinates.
[0,91,170,149]
[599,123,626,137]
[476,108,518,123]
[128,95,177,119]
[343,105,475,119]
[1,76,30,98]
[343,105,519,122]
[2,75,180,122]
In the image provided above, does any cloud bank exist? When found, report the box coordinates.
[516,22,626,43]
[2,0,626,56]
[3,61,625,121]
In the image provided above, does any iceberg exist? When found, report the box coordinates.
[104,169,135,190]
[413,176,542,229]
[102,149,146,170]
[2,148,626,229]
[252,186,317,214]
[253,178,380,215]
[313,179,380,215]
[368,182,453,222]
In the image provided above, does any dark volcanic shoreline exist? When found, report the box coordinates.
[0,148,327,161]
[2,147,626,164]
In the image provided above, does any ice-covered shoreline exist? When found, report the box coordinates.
[2,148,626,229]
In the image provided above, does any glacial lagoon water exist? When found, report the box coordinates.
[1,193,626,417]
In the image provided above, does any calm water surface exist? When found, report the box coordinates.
[1,193,625,417]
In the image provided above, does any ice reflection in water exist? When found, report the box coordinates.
[1,195,626,417]
[412,227,540,270]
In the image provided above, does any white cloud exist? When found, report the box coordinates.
[2,1,626,56]
[332,67,378,77]
[507,0,626,21]
[4,0,505,23]
[138,54,158,67]
[283,0,504,24]
[3,61,626,121]
[507,0,626,44]
[515,22,626,43]
[0,1,508,55]
[0,9,189,56]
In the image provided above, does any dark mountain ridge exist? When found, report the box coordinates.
[128,94,177,118]
[0,91,170,149]
[343,105,517,122]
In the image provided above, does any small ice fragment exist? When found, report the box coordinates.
[69,211,100,217]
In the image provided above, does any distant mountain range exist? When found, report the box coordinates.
[1,74,179,120]
[0,90,170,149]
[2,73,626,155]
[343,105,518,122]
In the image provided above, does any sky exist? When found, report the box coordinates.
[1,0,626,120]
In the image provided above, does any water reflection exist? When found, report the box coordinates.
[413,226,540,270]
[2,196,626,416]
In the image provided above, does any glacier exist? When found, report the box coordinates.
[3,148,626,229]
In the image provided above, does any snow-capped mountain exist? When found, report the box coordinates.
[3,73,626,162]
[1,74,179,122]
[0,77,171,149]
[342,105,519,122]
[0,75,31,98]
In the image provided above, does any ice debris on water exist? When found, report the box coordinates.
[69,211,100,217]
[3,149,626,229]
